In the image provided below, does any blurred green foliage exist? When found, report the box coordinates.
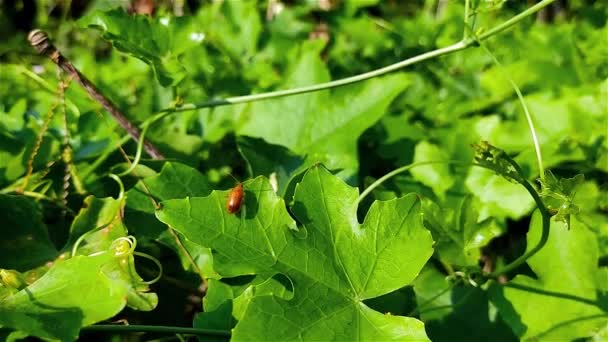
[0,0,607,340]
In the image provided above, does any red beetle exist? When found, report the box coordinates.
[226,183,244,214]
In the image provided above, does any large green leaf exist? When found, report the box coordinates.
[79,8,203,86]
[157,165,433,340]
[0,253,127,341]
[490,213,606,340]
[238,40,410,174]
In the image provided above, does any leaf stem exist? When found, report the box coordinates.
[503,282,602,308]
[81,324,230,337]
[18,65,80,116]
[528,314,608,341]
[79,134,131,180]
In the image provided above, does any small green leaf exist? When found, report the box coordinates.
[465,167,535,219]
[539,170,584,228]
[1,99,26,131]
[157,165,433,340]
[422,196,505,267]
[79,8,202,86]
[195,0,261,60]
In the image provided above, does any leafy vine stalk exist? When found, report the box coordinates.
[157,0,557,115]
[355,156,552,280]
[79,0,556,181]
[484,159,551,278]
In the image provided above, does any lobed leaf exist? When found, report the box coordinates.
[157,165,434,340]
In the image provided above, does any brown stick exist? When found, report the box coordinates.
[27,29,164,160]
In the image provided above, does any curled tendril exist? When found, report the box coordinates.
[447,271,479,287]
[71,220,115,257]
[108,237,163,286]
[108,173,125,200]
[117,122,151,177]
[110,236,137,257]
[133,251,163,285]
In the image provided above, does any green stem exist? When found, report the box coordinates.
[528,314,608,341]
[485,177,551,278]
[357,160,467,203]
[477,0,556,41]
[159,41,467,115]
[503,282,601,308]
[19,190,74,214]
[414,285,476,316]
[81,324,230,337]
[463,0,471,39]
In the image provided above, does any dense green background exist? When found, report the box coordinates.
[0,0,607,340]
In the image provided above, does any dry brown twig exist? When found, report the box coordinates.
[27,29,164,160]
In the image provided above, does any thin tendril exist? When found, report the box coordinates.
[71,220,115,257]
[117,122,151,177]
[21,98,58,192]
[357,160,469,203]
[466,25,545,181]
[133,251,163,285]
[108,173,125,200]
